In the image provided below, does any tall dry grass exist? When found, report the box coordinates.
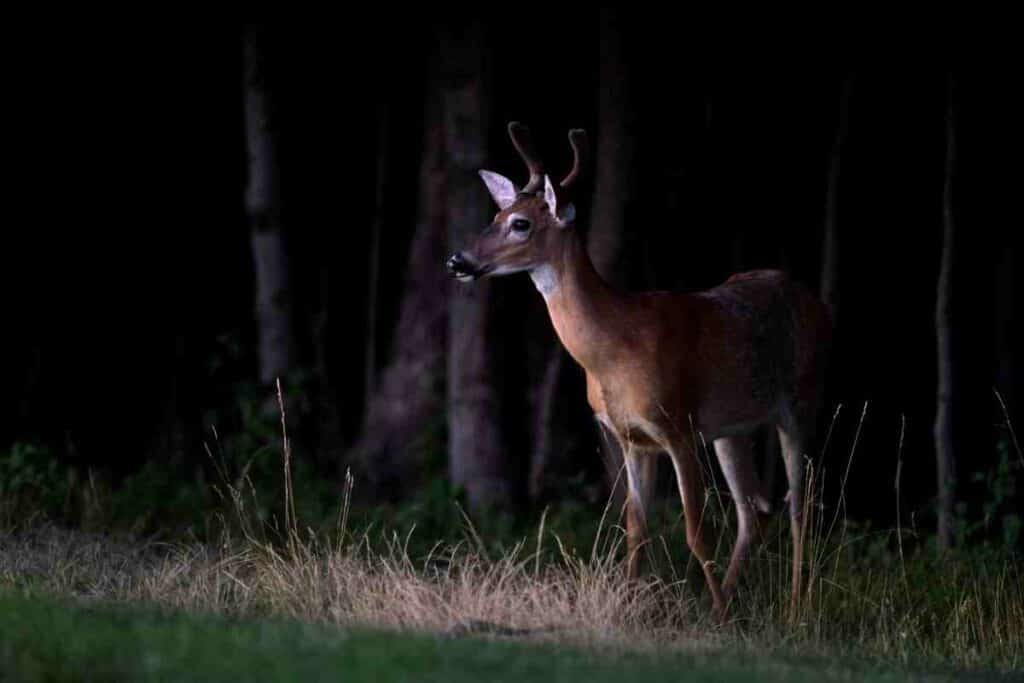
[1,386,1021,672]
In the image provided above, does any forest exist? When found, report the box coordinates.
[1,15,1022,680]
[9,16,1020,540]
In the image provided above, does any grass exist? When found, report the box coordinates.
[0,591,999,682]
[0,504,1020,680]
[1,388,1021,680]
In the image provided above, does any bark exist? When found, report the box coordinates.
[935,76,957,549]
[441,20,512,512]
[150,333,194,469]
[529,348,568,501]
[244,26,294,390]
[586,8,637,502]
[365,103,390,402]
[588,7,636,287]
[994,248,1018,415]
[820,76,852,324]
[311,265,344,469]
[352,79,447,497]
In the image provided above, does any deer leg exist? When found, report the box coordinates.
[666,441,726,616]
[713,435,764,603]
[777,424,808,617]
[623,449,656,580]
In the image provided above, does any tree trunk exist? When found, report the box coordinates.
[587,9,639,504]
[820,76,852,324]
[149,333,195,470]
[529,347,568,501]
[994,248,1018,416]
[244,26,294,393]
[588,8,636,288]
[935,76,957,549]
[441,20,512,512]
[351,75,448,498]
[365,103,391,402]
[310,265,344,470]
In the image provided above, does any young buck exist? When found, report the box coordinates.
[446,122,831,616]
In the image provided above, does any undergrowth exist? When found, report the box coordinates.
[1,386,1022,675]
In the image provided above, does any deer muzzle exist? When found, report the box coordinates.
[446,252,490,282]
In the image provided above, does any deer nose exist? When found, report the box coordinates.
[446,252,478,279]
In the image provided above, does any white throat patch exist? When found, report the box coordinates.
[529,264,559,298]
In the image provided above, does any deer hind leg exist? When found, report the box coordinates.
[623,448,656,580]
[777,423,809,616]
[665,439,726,616]
[713,435,767,603]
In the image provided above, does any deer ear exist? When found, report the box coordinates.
[544,175,575,227]
[479,170,518,209]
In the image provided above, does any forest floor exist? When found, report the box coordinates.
[1,518,1020,682]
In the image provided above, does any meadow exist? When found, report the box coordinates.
[1,405,1021,681]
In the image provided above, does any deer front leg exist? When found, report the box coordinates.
[666,440,726,617]
[623,448,656,581]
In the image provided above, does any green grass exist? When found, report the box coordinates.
[0,591,993,683]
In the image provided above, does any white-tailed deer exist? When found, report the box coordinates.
[446,122,832,616]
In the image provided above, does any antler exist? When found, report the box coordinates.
[507,121,545,194]
[560,129,587,189]
[508,122,587,194]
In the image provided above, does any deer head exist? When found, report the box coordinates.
[446,122,587,282]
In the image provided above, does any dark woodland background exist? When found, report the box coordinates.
[5,15,1022,547]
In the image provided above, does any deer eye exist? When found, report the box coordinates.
[510,218,531,233]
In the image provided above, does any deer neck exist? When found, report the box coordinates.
[530,231,627,374]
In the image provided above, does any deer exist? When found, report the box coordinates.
[446,122,832,617]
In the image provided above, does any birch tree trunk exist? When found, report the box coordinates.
[244,26,294,393]
[935,76,958,549]
[441,20,513,512]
